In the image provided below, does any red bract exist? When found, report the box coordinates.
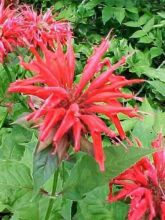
[19,5,71,46]
[0,0,22,62]
[108,133,165,220]
[8,36,143,171]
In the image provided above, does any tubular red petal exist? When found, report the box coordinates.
[40,108,66,141]
[75,38,109,96]
[10,77,45,86]
[87,104,137,115]
[80,114,115,137]
[66,34,75,87]
[107,79,145,91]
[86,56,127,93]
[53,103,79,142]
[84,92,134,104]
[110,115,126,140]
[92,131,105,171]
[73,118,82,152]
[8,85,68,99]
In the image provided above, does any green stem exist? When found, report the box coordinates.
[45,169,59,220]
[3,63,12,82]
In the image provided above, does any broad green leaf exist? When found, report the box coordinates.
[104,146,155,180]
[0,202,6,212]
[126,6,138,14]
[153,112,165,134]
[114,7,125,24]
[132,99,156,147]
[150,47,163,58]
[149,80,165,97]
[142,68,165,82]
[21,134,38,174]
[0,125,33,161]
[74,185,128,220]
[11,202,39,220]
[0,161,33,209]
[143,17,155,32]
[157,12,165,19]
[139,35,153,43]
[131,30,147,38]
[124,21,139,27]
[33,147,58,189]
[84,0,101,10]
[38,195,71,220]
[63,146,155,200]
[60,199,72,220]
[138,14,151,26]
[102,6,113,24]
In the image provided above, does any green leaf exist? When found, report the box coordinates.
[124,21,139,27]
[11,202,39,220]
[131,30,147,38]
[0,107,8,129]
[60,199,72,220]
[0,125,33,161]
[102,6,113,24]
[126,7,138,14]
[150,47,163,59]
[142,68,165,82]
[33,147,59,189]
[74,185,128,220]
[0,161,33,208]
[63,146,155,200]
[114,7,125,24]
[149,80,165,97]
[138,14,151,26]
[139,35,153,43]
[157,12,165,19]
[21,134,38,174]
[0,202,6,212]
[132,99,156,147]
[143,17,155,32]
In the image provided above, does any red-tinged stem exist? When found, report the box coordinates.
[45,169,59,220]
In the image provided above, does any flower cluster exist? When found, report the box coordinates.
[108,133,165,220]
[8,35,143,171]
[0,0,22,62]
[0,0,71,62]
[18,5,71,46]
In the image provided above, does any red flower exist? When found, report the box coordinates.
[0,0,22,62]
[108,133,165,220]
[19,5,71,46]
[8,35,143,171]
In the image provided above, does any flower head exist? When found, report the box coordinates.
[108,133,165,220]
[19,5,71,46]
[8,35,143,171]
[0,0,22,62]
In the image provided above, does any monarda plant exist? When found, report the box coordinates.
[8,34,143,171]
[19,5,71,46]
[108,133,165,220]
[0,1,71,63]
[0,0,22,62]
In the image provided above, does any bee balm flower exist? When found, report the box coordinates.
[0,0,22,62]
[108,133,165,220]
[8,35,143,171]
[19,5,71,46]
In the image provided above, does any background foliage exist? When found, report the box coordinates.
[0,0,165,219]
